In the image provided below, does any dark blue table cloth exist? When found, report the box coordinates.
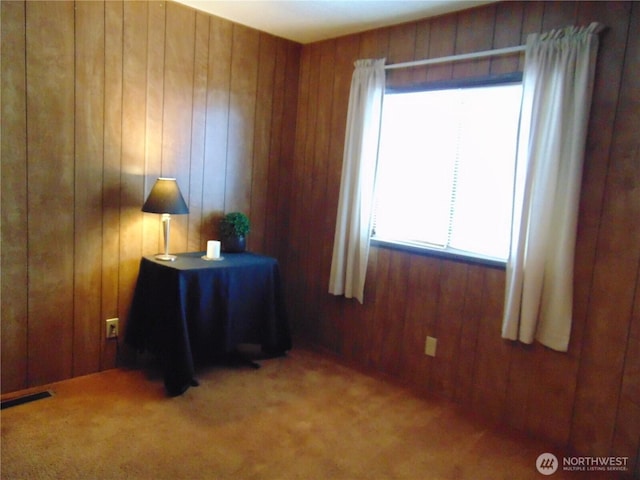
[125,251,291,395]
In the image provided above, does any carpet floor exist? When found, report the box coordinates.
[0,347,625,479]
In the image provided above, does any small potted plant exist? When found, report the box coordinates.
[220,212,250,253]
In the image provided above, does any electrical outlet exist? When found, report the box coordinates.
[425,336,437,357]
[106,318,119,339]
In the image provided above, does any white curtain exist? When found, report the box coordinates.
[329,58,386,303]
[502,23,603,351]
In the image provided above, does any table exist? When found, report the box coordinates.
[125,251,292,396]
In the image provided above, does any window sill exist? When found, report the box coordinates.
[370,237,506,270]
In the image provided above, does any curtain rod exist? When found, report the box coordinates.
[384,44,526,70]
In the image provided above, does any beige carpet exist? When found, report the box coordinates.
[0,347,624,479]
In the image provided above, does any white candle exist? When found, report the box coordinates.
[207,240,221,259]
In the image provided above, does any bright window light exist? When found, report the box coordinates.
[373,81,523,261]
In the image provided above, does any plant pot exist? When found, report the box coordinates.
[222,235,246,253]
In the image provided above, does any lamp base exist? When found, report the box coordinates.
[154,254,177,261]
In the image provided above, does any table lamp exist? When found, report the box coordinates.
[142,177,189,261]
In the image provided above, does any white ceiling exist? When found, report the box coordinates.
[174,0,494,44]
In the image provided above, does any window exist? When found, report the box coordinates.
[372,75,523,263]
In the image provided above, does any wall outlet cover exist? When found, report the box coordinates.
[425,336,437,357]
[106,318,119,339]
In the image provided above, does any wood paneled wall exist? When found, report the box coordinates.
[287,1,639,473]
[2,0,638,473]
[1,1,300,391]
